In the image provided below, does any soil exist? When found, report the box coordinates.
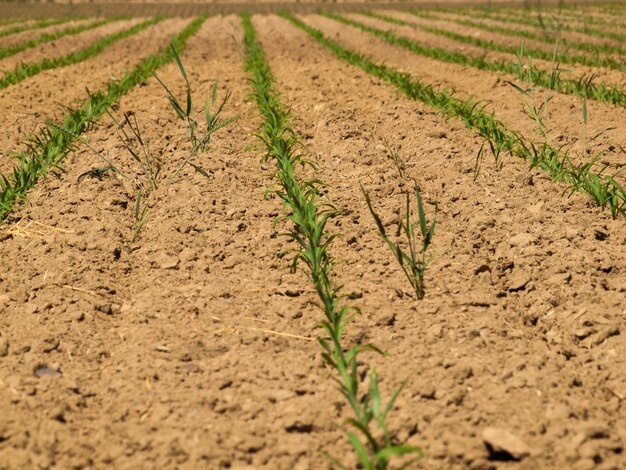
[0,8,625,470]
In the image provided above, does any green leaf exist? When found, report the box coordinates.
[348,432,373,470]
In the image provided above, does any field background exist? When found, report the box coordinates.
[0,1,625,469]
[0,0,613,18]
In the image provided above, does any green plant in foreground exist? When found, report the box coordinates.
[0,15,208,223]
[363,183,436,300]
[241,13,420,469]
[56,44,233,243]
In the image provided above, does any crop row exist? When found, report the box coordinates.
[0,17,163,90]
[241,13,421,468]
[0,17,74,40]
[410,10,624,56]
[328,13,626,109]
[284,13,626,219]
[0,17,125,61]
[387,11,626,72]
[455,7,624,42]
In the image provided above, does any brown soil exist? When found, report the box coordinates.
[0,18,144,75]
[304,13,626,170]
[0,18,189,176]
[1,10,625,470]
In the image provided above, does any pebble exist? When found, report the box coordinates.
[482,427,530,461]
[0,337,8,357]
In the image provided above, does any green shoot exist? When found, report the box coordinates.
[242,13,420,468]
[363,183,436,300]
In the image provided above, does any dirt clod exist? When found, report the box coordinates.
[482,427,531,461]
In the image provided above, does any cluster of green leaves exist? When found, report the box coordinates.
[58,44,232,243]
[0,17,164,90]
[0,15,208,222]
[0,17,73,40]
[242,13,420,469]
[327,13,626,108]
[0,17,125,61]
[284,13,626,219]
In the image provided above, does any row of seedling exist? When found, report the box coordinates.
[0,17,126,61]
[324,13,626,108]
[0,17,73,40]
[0,16,164,90]
[453,7,625,42]
[284,13,626,219]
[242,12,422,469]
[0,16,208,222]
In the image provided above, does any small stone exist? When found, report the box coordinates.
[418,385,437,400]
[0,337,8,357]
[40,337,60,353]
[508,272,531,292]
[509,233,535,247]
[482,427,530,461]
[592,326,620,346]
[34,365,62,378]
[153,252,180,270]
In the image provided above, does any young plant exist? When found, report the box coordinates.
[242,13,420,469]
[54,44,232,242]
[383,138,407,181]
[362,182,436,300]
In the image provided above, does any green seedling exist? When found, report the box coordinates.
[383,139,407,181]
[242,13,420,469]
[53,43,232,243]
[363,183,436,300]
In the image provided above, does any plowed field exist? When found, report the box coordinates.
[0,2,625,469]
